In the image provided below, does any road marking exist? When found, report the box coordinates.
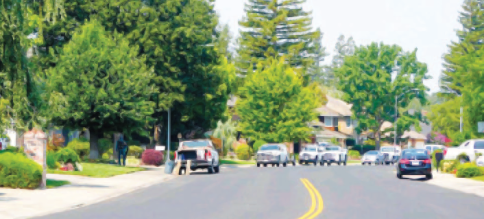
[298,178,324,219]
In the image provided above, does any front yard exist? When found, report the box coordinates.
[472,176,484,182]
[220,159,256,165]
[48,163,145,178]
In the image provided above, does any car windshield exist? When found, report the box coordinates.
[326,147,340,151]
[260,145,279,151]
[402,150,429,160]
[183,141,210,147]
[365,151,378,155]
[304,147,317,152]
[475,141,484,149]
[381,147,394,152]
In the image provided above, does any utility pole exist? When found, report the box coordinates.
[394,96,398,145]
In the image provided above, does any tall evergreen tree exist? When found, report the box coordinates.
[441,0,484,96]
[324,35,356,86]
[236,0,324,81]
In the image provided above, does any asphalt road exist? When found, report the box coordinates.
[36,165,484,219]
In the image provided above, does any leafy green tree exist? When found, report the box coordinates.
[236,0,324,81]
[441,0,484,95]
[215,24,233,61]
[428,97,466,138]
[237,58,320,143]
[46,21,155,159]
[334,43,429,149]
[0,0,65,130]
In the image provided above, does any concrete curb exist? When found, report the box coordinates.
[23,174,176,219]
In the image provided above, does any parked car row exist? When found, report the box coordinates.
[361,146,401,165]
[298,143,348,166]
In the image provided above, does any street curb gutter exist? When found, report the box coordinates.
[21,175,176,219]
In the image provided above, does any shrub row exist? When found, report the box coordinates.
[456,163,484,178]
[0,151,42,189]
[141,149,163,166]
[348,150,360,159]
[235,144,253,160]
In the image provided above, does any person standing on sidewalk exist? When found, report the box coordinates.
[117,136,129,166]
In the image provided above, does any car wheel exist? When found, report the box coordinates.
[369,162,372,166]
[327,162,331,166]
[208,166,214,174]
[362,163,365,165]
[299,161,302,165]
[257,163,260,167]
[272,164,275,167]
[276,163,280,167]
[292,161,296,166]
[214,165,220,173]
[344,160,347,166]
[264,164,267,167]
[320,161,324,166]
[397,173,402,179]
[283,162,287,167]
[305,161,308,165]
[426,174,433,180]
[179,168,186,175]
[338,161,341,166]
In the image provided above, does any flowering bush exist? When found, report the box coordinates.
[141,149,164,166]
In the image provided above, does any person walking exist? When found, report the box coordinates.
[116,136,129,166]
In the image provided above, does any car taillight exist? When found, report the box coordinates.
[423,159,432,164]
[399,159,410,164]
[174,152,177,160]
[205,150,212,160]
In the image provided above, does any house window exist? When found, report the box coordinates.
[333,117,338,127]
[346,117,351,128]
[325,117,333,127]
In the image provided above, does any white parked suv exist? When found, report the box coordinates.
[321,146,348,166]
[256,144,289,167]
[299,144,324,166]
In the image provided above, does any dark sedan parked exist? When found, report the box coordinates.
[396,149,432,180]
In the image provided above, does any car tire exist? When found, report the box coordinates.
[320,161,324,166]
[292,161,296,166]
[257,163,260,167]
[276,163,280,167]
[208,166,214,174]
[214,165,220,173]
[362,163,365,165]
[283,162,287,167]
[264,164,267,167]
[179,168,186,175]
[327,162,331,166]
[338,161,341,166]
[397,173,402,179]
[305,161,308,165]
[272,164,275,167]
[369,162,372,166]
[426,174,433,180]
[344,160,347,166]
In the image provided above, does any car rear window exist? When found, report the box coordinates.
[366,151,378,155]
[183,141,210,147]
[260,145,279,151]
[304,147,317,152]
[326,147,339,151]
[475,141,484,149]
[402,150,429,160]
[381,147,394,152]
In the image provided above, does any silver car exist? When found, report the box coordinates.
[361,150,379,165]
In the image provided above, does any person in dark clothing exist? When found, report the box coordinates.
[116,136,129,166]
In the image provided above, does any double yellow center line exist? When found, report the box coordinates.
[298,178,324,219]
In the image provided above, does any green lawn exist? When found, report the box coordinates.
[471,176,484,182]
[48,163,145,178]
[46,179,70,188]
[347,160,361,164]
[220,159,256,165]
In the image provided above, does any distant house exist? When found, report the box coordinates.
[311,96,357,147]
[401,130,427,149]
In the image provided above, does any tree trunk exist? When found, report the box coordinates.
[375,131,381,150]
[89,129,100,159]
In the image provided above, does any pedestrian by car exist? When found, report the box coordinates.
[116,136,129,166]
[396,149,432,180]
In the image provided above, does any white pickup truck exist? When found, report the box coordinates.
[444,139,484,162]
[321,146,348,166]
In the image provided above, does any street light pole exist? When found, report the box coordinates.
[167,108,171,161]
[394,96,398,145]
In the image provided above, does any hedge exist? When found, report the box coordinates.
[456,163,484,178]
[235,144,253,160]
[440,160,459,173]
[67,138,89,159]
[348,150,360,159]
[351,145,376,154]
[141,149,163,166]
[0,152,42,189]
[128,146,144,158]
[56,148,80,164]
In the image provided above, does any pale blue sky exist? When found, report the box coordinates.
[214,0,465,93]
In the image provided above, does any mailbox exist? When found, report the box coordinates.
[435,152,444,172]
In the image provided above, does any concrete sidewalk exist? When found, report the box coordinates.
[426,171,484,198]
[0,167,175,219]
